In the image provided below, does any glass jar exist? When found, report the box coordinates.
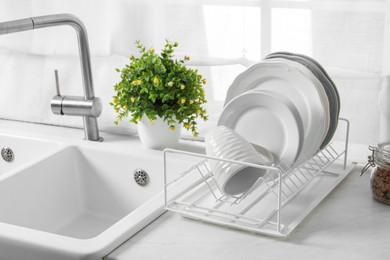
[370,142,390,204]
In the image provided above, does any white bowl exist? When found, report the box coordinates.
[205,126,274,195]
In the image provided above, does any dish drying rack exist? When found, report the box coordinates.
[163,118,356,237]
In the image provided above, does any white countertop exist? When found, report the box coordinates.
[1,119,385,260]
[107,163,390,260]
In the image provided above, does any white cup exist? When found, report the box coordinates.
[205,126,274,195]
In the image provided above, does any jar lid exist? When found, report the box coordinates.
[375,141,390,167]
[361,142,390,175]
[379,142,390,152]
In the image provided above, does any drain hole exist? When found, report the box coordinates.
[134,169,149,186]
[1,147,14,162]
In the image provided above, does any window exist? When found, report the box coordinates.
[0,0,387,144]
[194,0,386,144]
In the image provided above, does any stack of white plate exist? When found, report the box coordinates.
[218,52,340,168]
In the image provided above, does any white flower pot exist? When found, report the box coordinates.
[137,116,181,150]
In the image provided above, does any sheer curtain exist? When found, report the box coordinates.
[0,0,388,146]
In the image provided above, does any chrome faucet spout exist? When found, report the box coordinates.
[0,14,102,141]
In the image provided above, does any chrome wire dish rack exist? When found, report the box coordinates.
[163,118,356,237]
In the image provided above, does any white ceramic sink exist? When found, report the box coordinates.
[0,144,166,260]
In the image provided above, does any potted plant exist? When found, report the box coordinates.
[110,40,208,149]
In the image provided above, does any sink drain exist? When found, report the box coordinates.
[134,168,149,186]
[1,147,14,162]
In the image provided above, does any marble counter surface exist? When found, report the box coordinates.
[107,164,390,260]
[0,119,384,259]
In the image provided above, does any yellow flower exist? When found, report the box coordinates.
[150,48,155,54]
[168,81,174,87]
[130,97,135,103]
[113,96,117,103]
[180,98,186,104]
[189,99,194,104]
[184,123,190,129]
[202,79,207,85]
[170,125,176,131]
[196,109,201,115]
[123,105,128,110]
[180,84,185,90]
[184,55,190,61]
[132,80,138,86]
[115,108,119,113]
[153,77,159,85]
[137,79,142,85]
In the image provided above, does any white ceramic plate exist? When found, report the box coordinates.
[218,90,303,167]
[265,53,339,149]
[224,59,329,163]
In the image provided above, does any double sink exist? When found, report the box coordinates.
[0,121,169,260]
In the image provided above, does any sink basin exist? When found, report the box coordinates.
[0,133,62,173]
[0,145,166,260]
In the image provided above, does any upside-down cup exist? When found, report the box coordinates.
[205,126,274,196]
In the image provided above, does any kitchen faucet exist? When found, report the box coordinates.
[0,13,102,141]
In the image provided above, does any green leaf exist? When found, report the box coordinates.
[110,40,208,136]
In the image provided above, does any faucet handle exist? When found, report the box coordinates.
[54,69,61,96]
[51,69,65,115]
[50,69,102,118]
